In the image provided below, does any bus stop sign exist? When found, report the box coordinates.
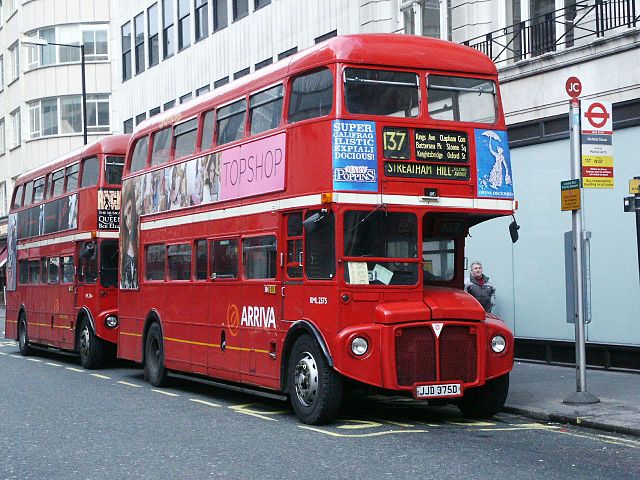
[566,77,582,98]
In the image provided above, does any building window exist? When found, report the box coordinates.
[163,100,176,110]
[213,0,227,30]
[214,76,229,88]
[255,57,272,70]
[0,55,4,90]
[124,118,133,134]
[233,67,250,79]
[163,0,175,59]
[136,112,147,126]
[0,182,6,217]
[148,3,160,67]
[195,0,209,41]
[400,0,451,41]
[315,30,337,44]
[254,0,270,9]
[122,22,132,81]
[179,92,192,104]
[134,12,145,74]
[196,84,210,96]
[60,96,82,133]
[86,94,111,133]
[83,28,109,61]
[9,42,19,82]
[149,106,161,117]
[233,0,248,21]
[278,47,297,60]
[178,0,191,50]
[10,108,20,148]
[0,118,5,154]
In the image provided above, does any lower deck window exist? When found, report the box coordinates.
[145,244,166,280]
[168,243,192,280]
[243,235,276,279]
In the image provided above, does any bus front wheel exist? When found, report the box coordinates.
[458,373,509,419]
[287,335,342,425]
[18,314,32,356]
[144,323,168,387]
[78,319,104,369]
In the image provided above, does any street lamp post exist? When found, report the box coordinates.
[21,38,87,145]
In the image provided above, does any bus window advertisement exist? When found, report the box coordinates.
[219,133,285,201]
[475,129,514,198]
[6,213,17,291]
[332,120,378,191]
[98,189,121,230]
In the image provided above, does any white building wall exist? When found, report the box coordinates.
[0,0,114,206]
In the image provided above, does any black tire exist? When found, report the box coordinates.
[458,373,509,419]
[78,319,104,369]
[287,335,342,425]
[17,314,32,356]
[144,323,168,387]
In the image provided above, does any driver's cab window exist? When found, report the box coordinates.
[77,240,98,283]
[422,239,456,282]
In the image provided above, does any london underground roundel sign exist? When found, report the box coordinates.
[565,77,582,98]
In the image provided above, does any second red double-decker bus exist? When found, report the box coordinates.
[118,34,516,424]
[5,135,129,368]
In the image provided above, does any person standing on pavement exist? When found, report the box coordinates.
[465,261,495,312]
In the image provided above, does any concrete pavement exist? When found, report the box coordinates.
[506,360,640,436]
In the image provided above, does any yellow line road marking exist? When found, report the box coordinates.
[229,403,286,421]
[557,430,640,449]
[447,419,495,426]
[336,419,383,430]
[46,362,62,367]
[10,355,22,359]
[190,399,221,408]
[27,358,42,362]
[298,426,428,438]
[0,352,7,356]
[66,367,84,372]
[477,424,561,432]
[90,373,111,379]
[379,419,416,428]
[151,389,179,397]
[118,381,143,388]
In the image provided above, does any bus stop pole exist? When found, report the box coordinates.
[564,98,599,405]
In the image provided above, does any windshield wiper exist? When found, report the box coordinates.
[350,204,387,232]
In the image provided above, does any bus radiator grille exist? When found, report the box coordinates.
[395,327,436,386]
[439,326,477,383]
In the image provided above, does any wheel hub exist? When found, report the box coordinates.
[79,327,90,358]
[294,352,318,407]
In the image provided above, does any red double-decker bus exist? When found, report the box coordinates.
[118,34,517,424]
[5,135,129,368]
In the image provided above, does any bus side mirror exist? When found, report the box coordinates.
[509,218,520,243]
[302,212,326,234]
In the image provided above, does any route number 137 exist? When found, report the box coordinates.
[382,127,410,159]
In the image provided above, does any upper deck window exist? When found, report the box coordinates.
[130,136,149,173]
[51,169,65,197]
[105,156,125,185]
[250,84,283,135]
[200,109,215,150]
[344,68,419,118]
[427,75,497,124]
[288,68,333,123]
[33,177,45,203]
[217,99,246,146]
[151,127,172,166]
[80,157,100,188]
[23,182,34,206]
[173,118,198,159]
[65,164,79,192]
[13,185,23,208]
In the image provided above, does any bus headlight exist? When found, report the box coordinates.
[351,337,369,356]
[105,315,118,329]
[491,335,506,353]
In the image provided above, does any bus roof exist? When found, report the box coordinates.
[16,134,131,184]
[135,34,496,136]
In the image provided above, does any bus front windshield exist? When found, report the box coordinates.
[343,210,418,286]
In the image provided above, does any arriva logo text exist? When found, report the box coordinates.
[240,306,276,329]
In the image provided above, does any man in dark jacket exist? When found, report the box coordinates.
[465,261,495,312]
